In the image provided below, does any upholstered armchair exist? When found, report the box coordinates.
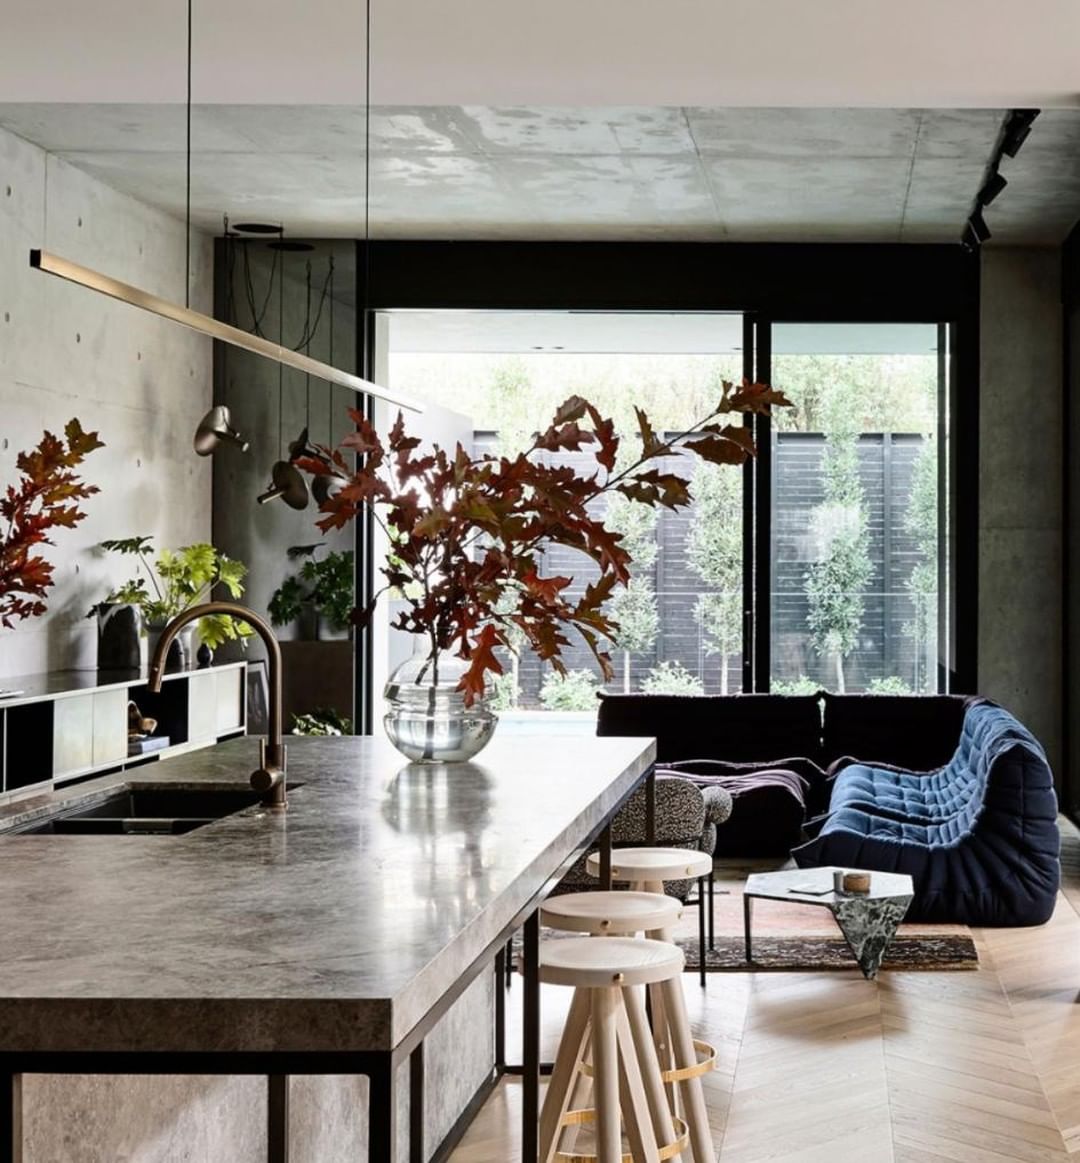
[555,774,732,901]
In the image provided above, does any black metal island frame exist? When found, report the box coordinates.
[0,731,657,1163]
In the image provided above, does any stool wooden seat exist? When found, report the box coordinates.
[542,891,683,937]
[539,936,716,1163]
[585,848,715,987]
[586,847,713,890]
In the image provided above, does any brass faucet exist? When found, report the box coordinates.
[148,601,287,810]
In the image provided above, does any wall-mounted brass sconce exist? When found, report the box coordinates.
[194,405,250,456]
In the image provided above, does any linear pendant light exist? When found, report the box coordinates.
[29,249,423,414]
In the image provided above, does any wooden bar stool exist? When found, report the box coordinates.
[585,848,715,987]
[541,891,683,939]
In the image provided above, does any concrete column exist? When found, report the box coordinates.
[978,247,1063,774]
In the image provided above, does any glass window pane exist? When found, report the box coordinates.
[380,310,745,717]
[769,323,946,694]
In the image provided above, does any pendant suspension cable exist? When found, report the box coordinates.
[185,0,192,308]
[278,246,285,459]
[304,261,313,429]
[328,257,335,446]
[363,0,371,372]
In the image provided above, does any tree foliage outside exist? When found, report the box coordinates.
[608,576,660,692]
[603,490,660,691]
[539,668,603,711]
[642,660,704,695]
[803,390,873,693]
[685,462,743,694]
[903,436,939,692]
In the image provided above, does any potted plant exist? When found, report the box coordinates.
[268,545,354,640]
[293,380,790,763]
[99,537,252,669]
[1,419,104,628]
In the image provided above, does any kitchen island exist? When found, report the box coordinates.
[0,731,655,1162]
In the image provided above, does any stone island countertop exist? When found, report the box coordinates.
[0,732,654,1054]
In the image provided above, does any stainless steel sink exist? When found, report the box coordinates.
[13,786,267,835]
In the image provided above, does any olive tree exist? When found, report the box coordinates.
[903,435,938,691]
[685,462,743,694]
[603,491,659,692]
[804,393,873,693]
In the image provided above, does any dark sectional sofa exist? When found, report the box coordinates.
[597,691,1061,927]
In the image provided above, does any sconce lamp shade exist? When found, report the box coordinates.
[312,473,344,505]
[194,405,250,456]
[257,460,310,510]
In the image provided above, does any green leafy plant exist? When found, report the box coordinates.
[539,668,603,711]
[868,675,912,695]
[641,660,704,696]
[100,536,252,650]
[291,707,352,735]
[487,670,520,711]
[295,379,791,705]
[1,419,104,628]
[268,545,354,633]
[770,675,822,696]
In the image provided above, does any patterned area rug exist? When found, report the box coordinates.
[678,933,979,972]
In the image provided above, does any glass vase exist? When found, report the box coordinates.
[383,645,497,763]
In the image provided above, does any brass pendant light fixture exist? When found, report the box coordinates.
[28,0,421,416]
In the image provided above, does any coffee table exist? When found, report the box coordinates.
[743,866,915,980]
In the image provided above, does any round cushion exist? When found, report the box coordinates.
[539,936,684,988]
[541,890,682,935]
[586,846,713,884]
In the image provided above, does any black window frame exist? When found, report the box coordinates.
[355,241,980,729]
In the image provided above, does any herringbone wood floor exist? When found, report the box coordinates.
[451,818,1080,1162]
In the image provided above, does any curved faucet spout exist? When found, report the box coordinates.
[148,601,287,810]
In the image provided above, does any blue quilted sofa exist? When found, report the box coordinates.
[793,699,1061,926]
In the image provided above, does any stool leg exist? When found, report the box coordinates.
[615,995,661,1162]
[697,876,706,988]
[648,923,678,1114]
[591,987,622,1163]
[540,989,591,1163]
[659,977,715,1163]
[624,986,680,1163]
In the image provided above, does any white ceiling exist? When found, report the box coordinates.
[385,313,940,355]
[5,103,1077,244]
[1,1,1079,109]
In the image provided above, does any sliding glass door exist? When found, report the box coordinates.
[359,311,956,719]
[764,323,948,694]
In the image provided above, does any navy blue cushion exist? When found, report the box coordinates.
[793,702,1060,926]
[596,693,824,765]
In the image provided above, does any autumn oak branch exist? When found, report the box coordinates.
[0,419,105,629]
[295,380,790,705]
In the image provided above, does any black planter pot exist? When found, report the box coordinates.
[94,603,142,670]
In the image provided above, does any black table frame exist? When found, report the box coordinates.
[1,770,657,1163]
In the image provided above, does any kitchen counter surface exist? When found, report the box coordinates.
[0,732,654,1055]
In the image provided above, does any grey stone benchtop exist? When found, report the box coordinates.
[0,732,654,1055]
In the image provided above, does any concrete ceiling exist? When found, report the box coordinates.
[4,103,1077,244]
[1,1,1079,109]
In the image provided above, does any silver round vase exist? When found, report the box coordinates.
[383,650,497,763]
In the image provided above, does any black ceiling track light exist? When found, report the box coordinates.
[1002,109,1041,158]
[961,108,1040,252]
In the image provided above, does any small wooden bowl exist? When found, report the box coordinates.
[842,871,871,895]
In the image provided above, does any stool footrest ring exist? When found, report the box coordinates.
[660,1038,717,1083]
[578,1038,716,1083]
[556,1109,690,1162]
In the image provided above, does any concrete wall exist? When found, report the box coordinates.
[211,240,356,663]
[0,123,213,680]
[978,247,1063,774]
